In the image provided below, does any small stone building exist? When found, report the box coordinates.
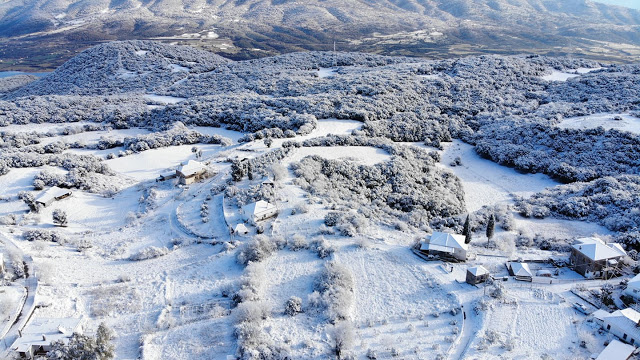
[466,266,489,285]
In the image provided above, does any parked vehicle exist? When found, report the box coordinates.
[573,302,589,315]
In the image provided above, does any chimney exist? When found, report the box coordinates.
[42,334,46,341]
[18,329,22,338]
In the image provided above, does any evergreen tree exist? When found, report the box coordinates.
[465,229,472,245]
[45,322,115,360]
[247,162,254,181]
[231,160,244,182]
[462,215,470,236]
[486,213,495,241]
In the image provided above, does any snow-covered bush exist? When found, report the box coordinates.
[129,246,169,261]
[366,349,377,359]
[331,322,355,359]
[284,296,302,316]
[310,239,335,259]
[287,235,307,251]
[237,235,278,266]
[23,229,68,243]
[52,209,68,227]
[315,261,354,322]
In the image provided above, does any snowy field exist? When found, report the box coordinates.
[144,94,187,104]
[106,144,224,181]
[541,67,601,82]
[435,140,557,212]
[557,113,640,134]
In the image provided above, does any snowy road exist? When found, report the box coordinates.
[0,233,38,356]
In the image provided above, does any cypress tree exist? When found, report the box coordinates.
[486,213,495,240]
[462,215,470,236]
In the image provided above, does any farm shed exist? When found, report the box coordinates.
[419,232,468,261]
[570,237,627,279]
[466,266,489,285]
[34,187,72,207]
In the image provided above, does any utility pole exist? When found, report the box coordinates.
[333,41,337,68]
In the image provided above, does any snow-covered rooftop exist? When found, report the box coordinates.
[177,160,206,177]
[628,274,640,290]
[603,308,640,343]
[424,232,468,251]
[573,238,626,261]
[35,186,72,205]
[509,262,533,277]
[596,340,635,360]
[234,223,249,234]
[468,266,489,276]
[592,309,610,322]
[12,317,82,353]
[243,200,277,217]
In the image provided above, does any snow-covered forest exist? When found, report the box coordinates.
[1,40,640,359]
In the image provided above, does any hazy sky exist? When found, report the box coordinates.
[593,0,640,10]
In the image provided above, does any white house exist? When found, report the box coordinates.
[570,237,627,278]
[176,160,208,185]
[233,223,250,236]
[507,262,533,281]
[625,274,640,300]
[12,317,83,359]
[242,200,278,223]
[599,308,640,346]
[419,232,468,261]
[34,187,72,207]
[595,340,636,360]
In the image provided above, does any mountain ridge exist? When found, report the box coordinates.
[1,0,640,71]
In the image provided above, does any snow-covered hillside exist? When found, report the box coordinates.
[0,41,639,359]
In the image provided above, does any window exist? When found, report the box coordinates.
[631,339,635,345]
[623,333,627,340]
[607,324,611,330]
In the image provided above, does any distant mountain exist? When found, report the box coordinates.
[1,0,640,70]
[593,0,640,10]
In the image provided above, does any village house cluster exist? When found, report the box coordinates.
[416,229,639,359]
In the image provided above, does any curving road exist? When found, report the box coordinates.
[0,233,38,356]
